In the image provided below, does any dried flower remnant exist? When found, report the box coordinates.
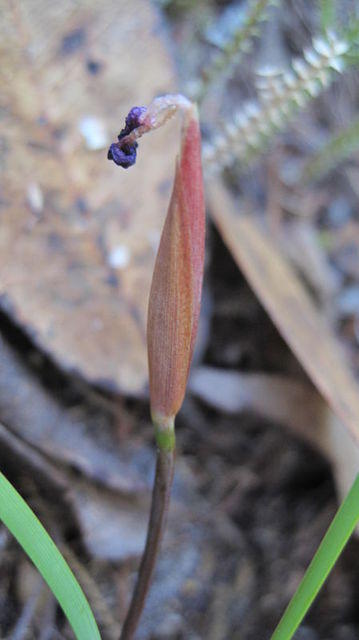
[109,95,204,428]
[107,143,138,168]
[147,103,205,449]
[109,96,204,443]
[107,106,146,168]
[107,95,193,168]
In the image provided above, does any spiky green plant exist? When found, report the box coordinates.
[203,31,349,172]
[193,0,279,103]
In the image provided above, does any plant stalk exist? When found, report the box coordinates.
[119,442,175,640]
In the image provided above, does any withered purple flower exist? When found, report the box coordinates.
[120,106,147,138]
[107,106,146,168]
[107,142,138,168]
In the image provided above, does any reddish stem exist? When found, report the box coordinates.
[119,447,175,640]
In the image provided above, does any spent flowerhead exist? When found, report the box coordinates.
[108,95,205,450]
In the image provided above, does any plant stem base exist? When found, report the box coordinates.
[119,446,175,640]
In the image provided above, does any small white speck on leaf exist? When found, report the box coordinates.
[79,116,109,150]
[27,182,43,214]
[108,245,131,269]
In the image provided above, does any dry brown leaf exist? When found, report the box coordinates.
[208,179,359,448]
[189,366,326,444]
[189,366,359,505]
[0,335,150,493]
[0,416,150,561]
[70,481,149,561]
[276,220,337,301]
[0,0,177,395]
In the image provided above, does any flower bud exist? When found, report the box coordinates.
[147,105,205,447]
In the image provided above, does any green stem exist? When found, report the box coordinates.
[270,473,359,640]
[0,471,101,640]
[119,437,175,640]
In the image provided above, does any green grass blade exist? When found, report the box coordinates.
[0,471,101,640]
[270,473,359,640]
[319,0,335,33]
[302,117,359,182]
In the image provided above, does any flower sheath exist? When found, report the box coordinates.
[108,97,205,447]
[147,105,205,443]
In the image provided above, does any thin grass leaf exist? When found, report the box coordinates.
[344,50,359,66]
[302,116,359,181]
[320,0,336,33]
[342,19,359,46]
[0,471,101,640]
[340,17,359,67]
[270,473,359,640]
